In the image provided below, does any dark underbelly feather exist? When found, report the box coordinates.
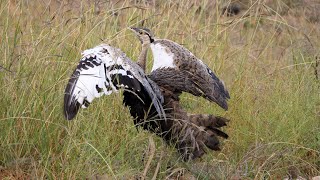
[122,81,176,142]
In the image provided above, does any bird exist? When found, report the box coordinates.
[63,43,228,161]
[130,27,230,160]
[129,27,230,110]
[63,43,165,121]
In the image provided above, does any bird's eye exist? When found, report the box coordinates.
[139,31,143,35]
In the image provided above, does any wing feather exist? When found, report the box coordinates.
[153,39,230,110]
[64,44,165,120]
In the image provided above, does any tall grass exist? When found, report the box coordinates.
[0,0,319,179]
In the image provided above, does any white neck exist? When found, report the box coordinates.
[150,43,176,71]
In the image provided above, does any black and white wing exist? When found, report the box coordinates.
[64,44,164,120]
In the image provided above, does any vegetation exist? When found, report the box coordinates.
[0,0,319,179]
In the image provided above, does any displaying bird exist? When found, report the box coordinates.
[63,43,228,161]
[63,44,165,121]
[130,27,230,110]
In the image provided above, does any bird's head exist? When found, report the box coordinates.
[129,27,155,45]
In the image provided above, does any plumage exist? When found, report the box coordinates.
[130,27,230,160]
[150,88,229,160]
[63,41,229,161]
[150,43,176,71]
[130,27,230,110]
[64,44,165,120]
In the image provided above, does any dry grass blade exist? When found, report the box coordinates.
[142,136,156,180]
[151,150,164,180]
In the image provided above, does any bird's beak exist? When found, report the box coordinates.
[129,27,139,33]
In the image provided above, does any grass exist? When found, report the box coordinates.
[0,0,319,179]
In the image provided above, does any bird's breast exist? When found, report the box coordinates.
[150,43,176,71]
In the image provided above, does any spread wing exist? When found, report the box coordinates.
[184,62,230,110]
[150,65,230,110]
[64,45,164,120]
[153,39,230,110]
[149,68,203,96]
